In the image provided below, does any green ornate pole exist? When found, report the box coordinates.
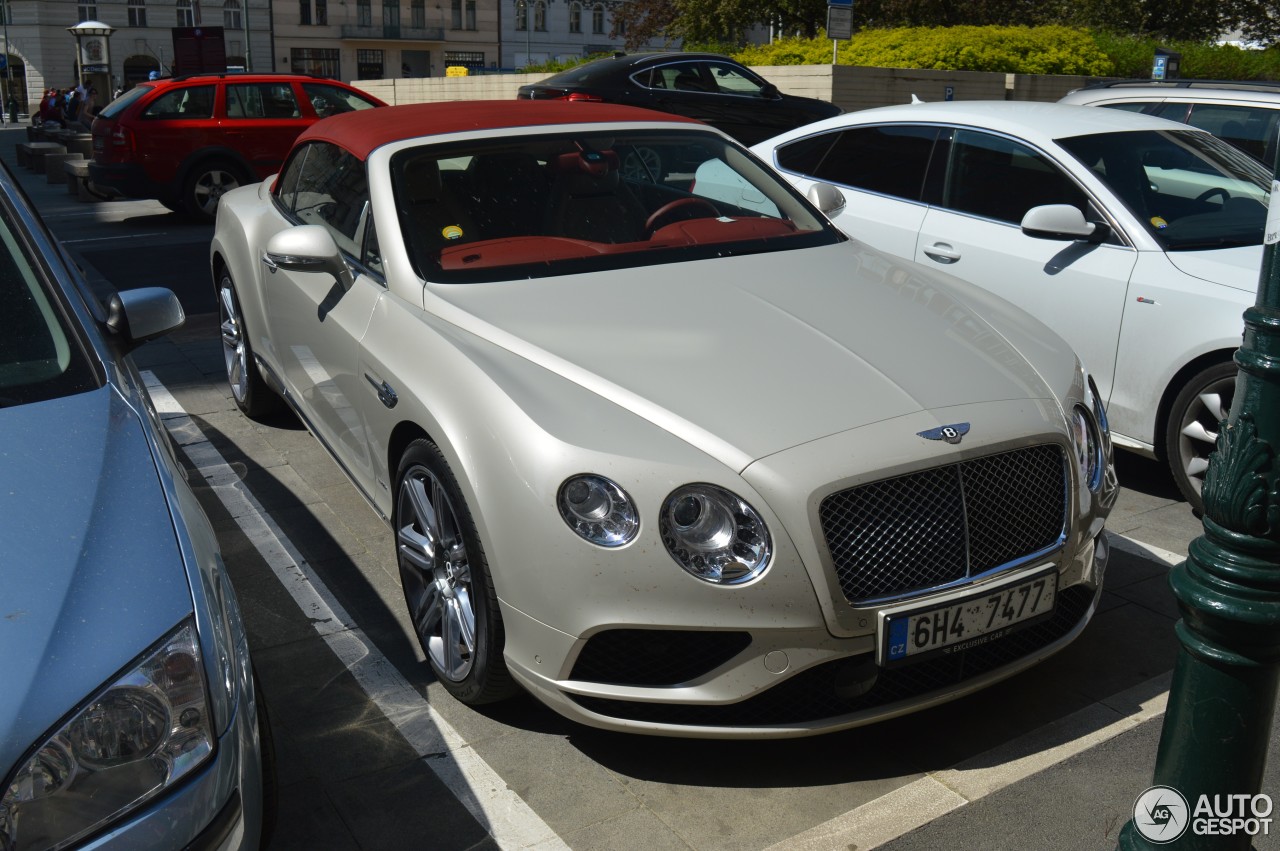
[1118,144,1280,849]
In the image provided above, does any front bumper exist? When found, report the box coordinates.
[503,533,1109,738]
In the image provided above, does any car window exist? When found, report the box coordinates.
[1184,103,1278,164]
[706,62,764,96]
[292,142,372,260]
[226,83,300,119]
[774,125,940,203]
[1098,102,1153,115]
[97,84,153,119]
[301,83,380,118]
[1059,128,1270,250]
[390,129,838,283]
[0,206,97,406]
[275,144,310,211]
[670,63,714,93]
[944,130,1090,224]
[142,85,215,119]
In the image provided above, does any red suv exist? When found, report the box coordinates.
[90,73,384,220]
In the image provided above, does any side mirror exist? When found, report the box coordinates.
[1021,204,1110,243]
[264,224,354,290]
[106,287,185,351]
[806,182,846,216]
[759,82,780,99]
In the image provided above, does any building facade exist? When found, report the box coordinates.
[0,0,272,111]
[500,0,668,68]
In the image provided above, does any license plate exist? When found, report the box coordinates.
[879,568,1057,667]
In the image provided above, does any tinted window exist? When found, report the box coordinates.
[706,62,763,95]
[142,85,215,119]
[293,143,372,258]
[944,130,1089,223]
[97,84,152,119]
[1184,103,1277,164]
[1099,102,1153,115]
[776,125,939,202]
[274,144,312,211]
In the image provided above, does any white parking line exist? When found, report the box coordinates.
[142,372,569,851]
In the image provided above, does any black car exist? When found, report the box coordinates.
[517,52,841,145]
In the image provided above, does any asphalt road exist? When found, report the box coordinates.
[3,128,1241,851]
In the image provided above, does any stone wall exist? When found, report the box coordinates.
[356,65,1098,112]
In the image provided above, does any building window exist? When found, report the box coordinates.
[591,3,603,34]
[177,0,195,26]
[223,0,243,29]
[78,3,97,22]
[291,47,340,78]
[533,0,546,31]
[515,0,527,31]
[444,50,483,69]
[357,0,372,25]
[568,2,581,33]
[128,0,147,27]
[464,0,475,29]
[316,0,327,24]
[357,48,384,80]
[299,0,311,24]
[383,0,401,29]
[411,0,425,28]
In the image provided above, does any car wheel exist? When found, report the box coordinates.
[218,270,282,418]
[395,439,517,705]
[184,160,245,222]
[1165,360,1237,513]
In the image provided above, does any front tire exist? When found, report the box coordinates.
[1164,360,1237,513]
[218,271,282,418]
[395,439,517,705]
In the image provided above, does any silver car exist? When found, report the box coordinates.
[0,162,271,848]
[212,100,1116,738]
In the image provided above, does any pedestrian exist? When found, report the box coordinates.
[6,94,17,124]
[69,88,98,131]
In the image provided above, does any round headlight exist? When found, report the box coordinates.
[557,475,639,547]
[660,484,771,584]
[1071,405,1103,491]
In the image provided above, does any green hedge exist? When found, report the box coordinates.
[735,26,1115,75]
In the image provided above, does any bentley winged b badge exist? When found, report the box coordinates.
[918,422,970,444]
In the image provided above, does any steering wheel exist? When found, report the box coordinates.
[644,197,720,237]
[1195,187,1230,205]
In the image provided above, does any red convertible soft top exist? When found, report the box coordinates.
[295,99,704,160]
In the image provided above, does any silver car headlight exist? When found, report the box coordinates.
[1071,404,1104,492]
[1,620,214,851]
[558,474,640,547]
[660,483,772,584]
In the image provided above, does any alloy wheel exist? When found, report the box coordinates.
[219,280,250,408]
[1173,367,1236,507]
[397,464,476,682]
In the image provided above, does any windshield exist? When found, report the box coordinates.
[390,128,839,283]
[1058,129,1271,251]
[0,207,97,407]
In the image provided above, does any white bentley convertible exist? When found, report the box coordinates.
[211,100,1116,738]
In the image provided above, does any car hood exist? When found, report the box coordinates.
[0,385,192,775]
[429,242,1063,470]
[1162,244,1262,293]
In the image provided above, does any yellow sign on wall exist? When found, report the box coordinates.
[445,66,469,77]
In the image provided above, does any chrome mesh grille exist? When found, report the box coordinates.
[820,444,1067,604]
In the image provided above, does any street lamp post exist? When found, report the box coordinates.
[1117,134,1280,847]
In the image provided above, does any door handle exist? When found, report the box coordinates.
[924,243,961,264]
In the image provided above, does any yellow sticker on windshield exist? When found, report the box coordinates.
[1149,216,1168,230]
[442,225,464,240]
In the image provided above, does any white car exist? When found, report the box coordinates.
[752,101,1267,512]
[211,100,1114,738]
